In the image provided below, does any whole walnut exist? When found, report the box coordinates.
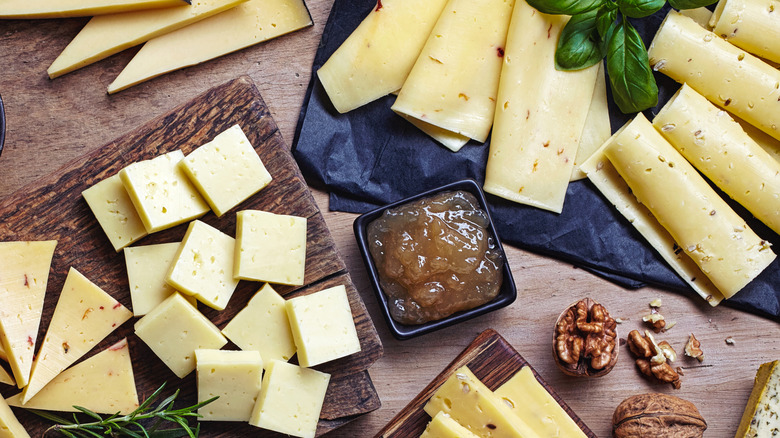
[612,393,706,438]
[553,298,618,377]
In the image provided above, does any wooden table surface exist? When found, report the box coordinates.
[0,2,778,437]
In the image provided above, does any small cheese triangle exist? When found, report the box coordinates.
[21,267,132,403]
[0,364,14,386]
[0,342,7,362]
[0,396,29,438]
[7,338,139,415]
[0,240,57,389]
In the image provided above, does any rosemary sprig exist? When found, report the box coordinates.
[29,382,217,438]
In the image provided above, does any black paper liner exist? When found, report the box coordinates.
[292,0,780,320]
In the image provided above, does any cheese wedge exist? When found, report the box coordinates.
[710,0,780,64]
[390,0,515,148]
[317,0,449,113]
[0,0,188,19]
[736,360,780,437]
[108,0,312,93]
[22,267,132,403]
[0,396,29,438]
[421,412,480,438]
[82,173,148,252]
[571,62,611,182]
[0,241,57,389]
[7,339,139,415]
[483,0,599,212]
[48,0,248,79]
[195,349,263,421]
[0,366,14,387]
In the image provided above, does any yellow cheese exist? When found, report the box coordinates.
[602,114,775,299]
[124,242,197,316]
[0,344,6,362]
[108,0,312,93]
[0,241,56,388]
[424,366,541,438]
[83,174,148,252]
[653,83,780,236]
[0,366,13,387]
[7,339,139,415]
[180,124,272,217]
[679,6,713,28]
[22,267,132,403]
[390,0,515,147]
[234,210,307,286]
[494,367,586,438]
[0,0,187,19]
[398,114,470,151]
[710,0,780,64]
[734,115,780,161]
[647,11,780,141]
[134,293,227,378]
[571,62,611,182]
[195,349,263,422]
[421,412,480,438]
[48,0,247,78]
[285,285,361,368]
[0,396,29,438]
[317,0,449,113]
[736,360,780,437]
[120,150,210,233]
[483,0,599,212]
[248,360,330,438]
[221,283,296,365]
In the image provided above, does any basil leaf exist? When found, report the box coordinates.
[668,0,718,9]
[606,18,658,113]
[526,0,603,15]
[596,6,617,38]
[617,0,665,17]
[555,9,604,70]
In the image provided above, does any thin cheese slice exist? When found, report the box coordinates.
[571,62,611,181]
[108,0,312,93]
[0,241,57,389]
[7,339,139,415]
[679,6,713,28]
[0,366,14,387]
[396,113,470,152]
[82,173,148,252]
[48,0,248,78]
[195,349,263,421]
[0,396,29,438]
[710,0,780,64]
[421,412,480,438]
[21,267,132,403]
[0,344,6,362]
[734,115,780,161]
[0,0,187,19]
[736,360,780,437]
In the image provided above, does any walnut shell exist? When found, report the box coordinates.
[612,393,707,438]
[552,297,618,378]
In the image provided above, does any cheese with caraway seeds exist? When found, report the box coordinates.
[736,360,780,437]
[0,366,13,387]
[134,293,227,378]
[421,411,480,438]
[22,267,132,403]
[0,396,29,438]
[0,240,56,389]
[0,0,187,19]
[234,210,306,286]
[195,349,263,422]
[7,338,139,415]
[248,360,330,438]
[108,0,313,93]
[83,173,148,252]
[125,242,196,316]
[709,0,780,64]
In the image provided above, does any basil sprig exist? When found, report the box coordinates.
[526,0,717,113]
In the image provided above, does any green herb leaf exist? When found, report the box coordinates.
[606,17,658,113]
[526,0,603,15]
[596,5,618,38]
[555,9,604,70]
[667,0,717,8]
[617,0,665,17]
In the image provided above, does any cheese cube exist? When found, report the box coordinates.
[125,242,198,316]
[134,293,227,378]
[166,220,239,311]
[248,360,330,438]
[421,412,480,438]
[180,125,272,217]
[195,349,263,422]
[0,396,29,438]
[83,174,148,251]
[120,150,210,233]
[234,210,306,286]
[285,285,360,367]
[221,283,296,365]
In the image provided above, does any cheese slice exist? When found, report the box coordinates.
[571,62,611,182]
[0,0,188,19]
[124,242,193,316]
[21,267,132,403]
[82,173,148,252]
[0,241,57,389]
[317,0,449,113]
[195,349,263,421]
[736,360,780,437]
[0,366,14,387]
[0,344,6,362]
[734,115,780,161]
[679,6,713,28]
[7,339,139,415]
[108,0,313,93]
[397,114,470,151]
[234,210,307,286]
[710,0,780,64]
[0,396,29,438]
[390,0,515,147]
[422,412,480,438]
[48,0,248,78]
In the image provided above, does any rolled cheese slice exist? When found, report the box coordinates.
[603,114,775,299]
[647,11,780,141]
[734,114,780,160]
[654,84,780,235]
[0,0,187,18]
[390,0,514,147]
[679,6,714,28]
[483,0,599,212]
[571,62,611,182]
[316,0,449,114]
[709,0,780,64]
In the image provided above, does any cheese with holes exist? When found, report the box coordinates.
[421,412,480,438]
[108,0,312,93]
[125,242,196,316]
[0,396,29,438]
[736,360,780,437]
[195,349,263,421]
[248,360,330,438]
[0,241,56,389]
[317,0,449,113]
[221,283,296,365]
[571,62,611,181]
[22,267,132,403]
[390,0,514,148]
[710,0,780,64]
[7,339,139,415]
[48,0,247,78]
[0,0,187,19]
[234,210,307,285]
[0,366,13,387]
[83,174,148,252]
[180,124,272,217]
[647,11,780,141]
[134,293,227,378]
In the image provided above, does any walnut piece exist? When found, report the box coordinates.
[553,298,618,377]
[613,393,706,438]
[684,334,704,362]
[627,329,681,388]
[642,312,666,333]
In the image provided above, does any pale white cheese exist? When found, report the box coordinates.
[195,349,263,422]
[234,210,307,286]
[83,174,147,251]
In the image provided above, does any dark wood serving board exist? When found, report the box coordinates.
[376,329,596,438]
[0,76,383,436]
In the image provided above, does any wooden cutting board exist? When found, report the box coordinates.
[376,329,596,437]
[0,76,383,436]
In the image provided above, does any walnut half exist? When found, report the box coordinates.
[613,393,706,438]
[553,298,618,377]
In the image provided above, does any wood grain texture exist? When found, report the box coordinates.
[0,76,382,436]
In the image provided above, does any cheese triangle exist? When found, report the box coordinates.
[7,338,139,415]
[0,342,7,362]
[0,365,14,387]
[0,396,29,438]
[0,0,188,19]
[21,267,132,403]
[0,241,57,389]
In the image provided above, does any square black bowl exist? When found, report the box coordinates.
[353,179,517,340]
